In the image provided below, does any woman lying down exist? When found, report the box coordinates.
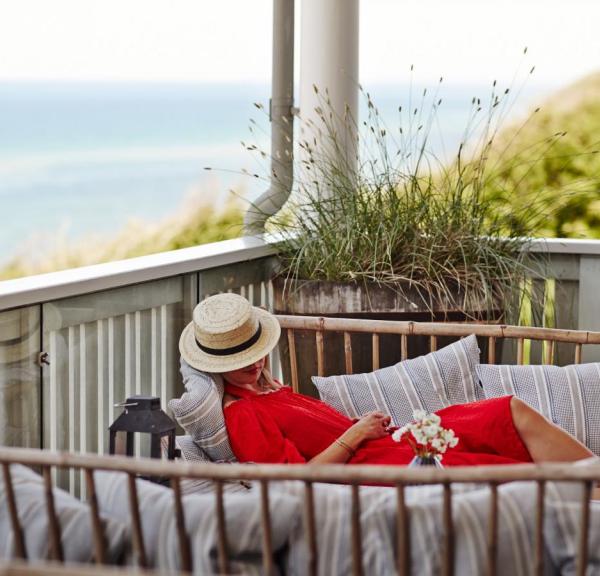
[178,293,594,470]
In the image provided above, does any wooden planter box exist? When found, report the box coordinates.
[273,277,502,395]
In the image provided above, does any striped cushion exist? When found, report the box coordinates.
[312,334,483,426]
[478,363,600,455]
[0,464,127,563]
[161,435,251,495]
[168,359,236,463]
[94,470,301,572]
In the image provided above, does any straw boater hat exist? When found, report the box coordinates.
[179,293,281,373]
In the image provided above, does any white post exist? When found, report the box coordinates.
[299,0,359,198]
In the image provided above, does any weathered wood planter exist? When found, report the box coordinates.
[273,278,501,395]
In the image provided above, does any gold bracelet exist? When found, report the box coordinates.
[335,438,355,458]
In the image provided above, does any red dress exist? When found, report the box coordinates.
[223,384,532,466]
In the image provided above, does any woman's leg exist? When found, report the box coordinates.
[510,397,594,462]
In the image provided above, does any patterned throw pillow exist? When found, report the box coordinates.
[168,358,237,463]
[312,334,482,426]
[161,435,251,495]
[477,363,600,456]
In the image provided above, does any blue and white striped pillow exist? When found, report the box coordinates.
[161,435,251,494]
[477,363,600,456]
[312,334,483,426]
[168,359,237,463]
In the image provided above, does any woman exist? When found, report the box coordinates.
[179,293,593,467]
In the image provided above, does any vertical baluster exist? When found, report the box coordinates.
[79,324,87,498]
[372,334,380,370]
[43,467,63,562]
[151,308,158,398]
[488,337,496,364]
[2,463,27,559]
[575,343,583,364]
[260,480,274,576]
[543,340,555,365]
[160,305,168,407]
[517,338,524,365]
[171,477,191,572]
[487,483,498,576]
[442,483,453,576]
[134,311,142,457]
[316,331,325,377]
[534,481,545,576]
[304,481,318,576]
[85,470,106,564]
[576,481,592,576]
[248,283,255,304]
[215,480,229,575]
[344,332,353,374]
[267,280,275,311]
[401,334,408,361]
[108,317,115,431]
[351,484,364,576]
[430,335,437,352]
[68,327,76,492]
[260,281,267,307]
[97,320,105,455]
[127,474,147,568]
[288,329,299,393]
[125,313,132,402]
[49,331,58,484]
[396,483,409,576]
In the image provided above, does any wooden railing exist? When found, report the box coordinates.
[0,447,599,576]
[2,236,600,489]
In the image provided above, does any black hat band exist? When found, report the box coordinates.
[195,323,263,357]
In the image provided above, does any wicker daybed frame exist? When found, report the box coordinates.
[2,315,600,576]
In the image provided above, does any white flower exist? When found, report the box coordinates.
[449,437,459,448]
[422,424,440,439]
[412,428,428,445]
[428,413,442,425]
[431,438,444,451]
[412,409,427,421]
[391,426,407,443]
[441,429,455,442]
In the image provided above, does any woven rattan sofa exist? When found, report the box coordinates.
[2,316,600,576]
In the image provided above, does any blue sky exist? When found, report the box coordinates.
[0,0,598,87]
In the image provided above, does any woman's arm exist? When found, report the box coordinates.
[308,411,391,464]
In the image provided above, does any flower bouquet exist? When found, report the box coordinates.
[392,409,459,468]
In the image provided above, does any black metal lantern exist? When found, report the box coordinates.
[109,395,176,460]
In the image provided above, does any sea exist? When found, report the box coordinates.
[0,81,550,266]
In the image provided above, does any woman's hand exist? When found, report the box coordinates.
[311,411,393,464]
[349,411,392,442]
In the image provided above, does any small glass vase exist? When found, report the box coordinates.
[408,454,444,468]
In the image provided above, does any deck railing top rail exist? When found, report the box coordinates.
[2,236,600,313]
[1,446,600,485]
[0,235,277,312]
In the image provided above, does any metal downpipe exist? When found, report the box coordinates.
[244,0,295,233]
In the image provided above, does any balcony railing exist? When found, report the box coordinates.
[1,235,600,493]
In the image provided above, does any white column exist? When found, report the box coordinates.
[300,0,359,197]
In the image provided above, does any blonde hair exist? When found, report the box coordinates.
[258,363,280,390]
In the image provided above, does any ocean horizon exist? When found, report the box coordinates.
[0,80,551,266]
